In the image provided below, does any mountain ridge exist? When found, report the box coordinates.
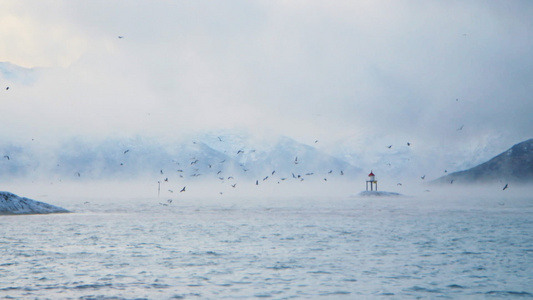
[432,138,533,185]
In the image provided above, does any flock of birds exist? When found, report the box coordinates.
[2,73,510,195]
[147,140,351,205]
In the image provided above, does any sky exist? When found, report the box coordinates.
[1,0,533,177]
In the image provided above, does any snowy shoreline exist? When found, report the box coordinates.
[0,191,69,215]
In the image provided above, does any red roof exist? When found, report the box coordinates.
[368,171,375,176]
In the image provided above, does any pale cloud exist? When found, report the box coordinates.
[0,0,532,169]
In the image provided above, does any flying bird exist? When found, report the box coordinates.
[231,184,237,188]
[3,155,9,160]
[180,186,186,192]
[387,145,392,149]
[407,142,411,146]
[294,156,298,164]
[237,150,244,154]
[457,125,464,131]
[503,183,508,191]
[5,87,9,90]
[421,175,426,180]
[123,150,130,154]
[118,36,124,39]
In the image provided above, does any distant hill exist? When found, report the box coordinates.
[432,138,533,184]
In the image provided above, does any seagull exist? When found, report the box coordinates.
[168,189,174,193]
[272,170,276,175]
[3,155,9,160]
[407,142,411,146]
[256,180,259,185]
[180,186,186,192]
[231,184,237,188]
[421,175,426,180]
[315,140,319,143]
[503,183,508,191]
[450,179,454,184]
[164,178,168,182]
[123,150,130,154]
[218,136,223,142]
[160,170,164,175]
[263,176,269,181]
[294,156,298,164]
[397,183,402,186]
[387,145,392,149]
[5,87,9,90]
[340,170,344,176]
[237,150,244,154]
[457,125,464,131]
[167,199,172,204]
[118,36,124,39]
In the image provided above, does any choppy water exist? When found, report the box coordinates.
[1,196,532,299]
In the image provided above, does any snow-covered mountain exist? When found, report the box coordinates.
[0,133,361,184]
[0,61,40,86]
[0,191,69,214]
[432,138,533,185]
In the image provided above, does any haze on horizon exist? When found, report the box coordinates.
[1,1,532,188]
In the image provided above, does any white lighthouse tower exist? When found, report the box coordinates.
[366,171,377,191]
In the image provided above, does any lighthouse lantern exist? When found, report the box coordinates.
[366,171,378,191]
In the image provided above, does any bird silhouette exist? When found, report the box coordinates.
[118,36,124,39]
[3,155,9,160]
[457,125,464,131]
[231,184,237,188]
[387,145,392,148]
[180,186,186,192]
[123,150,130,154]
[421,175,426,180]
[407,142,411,146]
[503,183,508,190]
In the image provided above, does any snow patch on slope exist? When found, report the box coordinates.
[0,191,69,215]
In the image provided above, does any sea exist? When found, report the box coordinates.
[1,194,532,299]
